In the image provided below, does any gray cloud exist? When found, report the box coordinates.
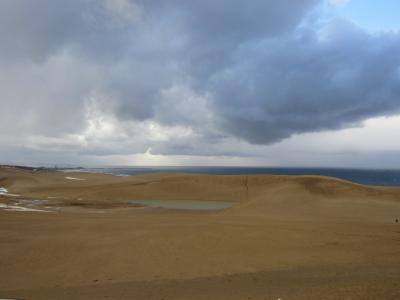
[0,0,400,165]
[209,19,400,144]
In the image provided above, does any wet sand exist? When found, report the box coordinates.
[0,166,400,299]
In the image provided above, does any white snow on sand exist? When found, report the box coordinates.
[0,187,20,197]
[65,177,86,181]
[0,203,51,212]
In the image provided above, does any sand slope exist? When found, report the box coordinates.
[0,167,400,299]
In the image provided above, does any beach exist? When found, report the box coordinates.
[1,166,400,299]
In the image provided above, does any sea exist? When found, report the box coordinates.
[67,167,400,187]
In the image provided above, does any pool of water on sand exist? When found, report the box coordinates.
[129,199,234,211]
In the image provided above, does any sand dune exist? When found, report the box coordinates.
[0,167,400,299]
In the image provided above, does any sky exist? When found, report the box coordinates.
[0,0,400,168]
[330,0,400,31]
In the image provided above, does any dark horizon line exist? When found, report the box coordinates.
[2,164,400,172]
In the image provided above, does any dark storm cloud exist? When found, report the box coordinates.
[1,0,400,160]
[209,20,400,143]
[0,0,138,62]
[107,0,319,123]
[0,0,92,61]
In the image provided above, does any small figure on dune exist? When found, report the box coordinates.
[396,218,399,223]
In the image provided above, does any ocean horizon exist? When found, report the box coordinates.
[63,166,400,187]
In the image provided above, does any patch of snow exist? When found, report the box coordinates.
[65,177,86,181]
[0,203,52,212]
[33,199,48,203]
[0,187,20,197]
[17,199,48,205]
